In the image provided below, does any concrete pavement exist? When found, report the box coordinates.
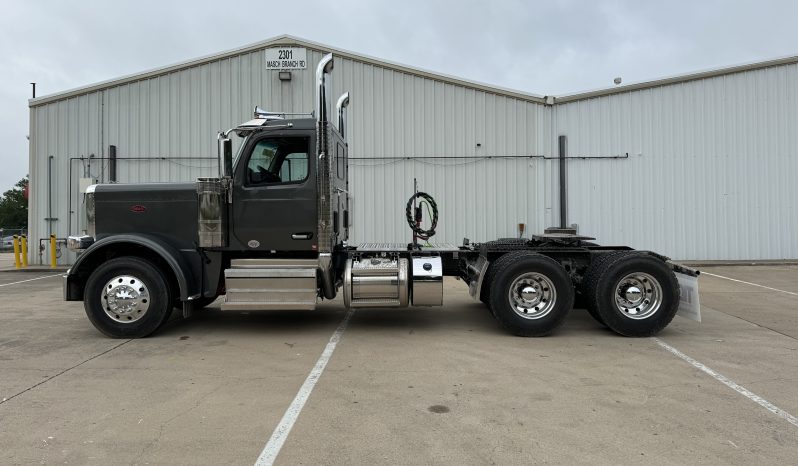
[1,266,797,465]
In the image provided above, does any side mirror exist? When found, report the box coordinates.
[222,139,233,177]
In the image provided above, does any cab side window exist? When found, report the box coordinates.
[246,137,309,185]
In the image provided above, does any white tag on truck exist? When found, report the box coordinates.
[675,272,701,322]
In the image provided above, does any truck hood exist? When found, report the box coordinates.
[93,182,198,249]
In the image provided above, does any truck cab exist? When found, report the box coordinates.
[65,54,352,337]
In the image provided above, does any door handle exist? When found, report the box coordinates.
[292,233,313,240]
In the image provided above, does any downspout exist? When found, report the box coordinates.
[67,157,73,237]
[558,135,567,228]
[47,155,54,229]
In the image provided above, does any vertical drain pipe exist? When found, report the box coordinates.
[558,135,567,229]
[46,154,56,232]
[48,155,53,224]
[47,155,54,266]
[109,145,117,182]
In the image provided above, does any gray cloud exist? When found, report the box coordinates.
[1,0,796,191]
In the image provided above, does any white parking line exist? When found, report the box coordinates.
[0,274,65,287]
[254,308,355,466]
[655,338,798,428]
[702,272,798,297]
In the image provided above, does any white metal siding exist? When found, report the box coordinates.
[552,64,798,260]
[28,46,546,263]
[27,39,798,263]
[338,59,547,244]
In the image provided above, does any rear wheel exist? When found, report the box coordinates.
[84,257,173,338]
[480,263,498,309]
[581,251,635,326]
[585,252,679,337]
[488,251,574,337]
[479,239,532,307]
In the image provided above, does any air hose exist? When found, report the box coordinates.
[405,192,438,240]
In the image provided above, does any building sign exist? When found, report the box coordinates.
[264,48,307,70]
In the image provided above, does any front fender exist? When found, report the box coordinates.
[65,234,196,301]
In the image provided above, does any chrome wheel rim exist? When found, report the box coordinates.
[102,275,150,323]
[507,272,557,320]
[613,272,662,320]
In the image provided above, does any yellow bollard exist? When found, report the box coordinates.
[21,235,28,267]
[50,234,57,268]
[13,235,21,269]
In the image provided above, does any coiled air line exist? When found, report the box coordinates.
[405,192,438,241]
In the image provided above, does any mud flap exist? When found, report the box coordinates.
[675,272,701,322]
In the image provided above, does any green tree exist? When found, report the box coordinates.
[0,177,28,229]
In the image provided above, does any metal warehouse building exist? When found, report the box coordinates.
[28,35,798,263]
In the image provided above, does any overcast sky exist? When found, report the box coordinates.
[1,0,796,192]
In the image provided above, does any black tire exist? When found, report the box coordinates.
[480,240,532,307]
[586,252,679,337]
[488,251,574,337]
[581,251,636,326]
[480,262,498,308]
[84,256,173,338]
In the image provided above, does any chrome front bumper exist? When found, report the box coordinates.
[67,235,94,252]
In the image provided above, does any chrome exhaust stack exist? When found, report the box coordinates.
[315,54,334,131]
[315,53,337,300]
[336,92,350,140]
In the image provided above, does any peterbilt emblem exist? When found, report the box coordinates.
[130,205,147,213]
[247,240,260,248]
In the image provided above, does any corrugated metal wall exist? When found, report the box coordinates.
[28,39,798,263]
[28,44,548,264]
[551,63,798,260]
[343,69,549,245]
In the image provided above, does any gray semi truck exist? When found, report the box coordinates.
[64,54,699,339]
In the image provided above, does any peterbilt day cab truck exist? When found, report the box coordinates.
[64,54,699,338]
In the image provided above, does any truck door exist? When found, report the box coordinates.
[231,135,317,251]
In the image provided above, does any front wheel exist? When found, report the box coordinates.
[84,257,172,338]
[488,251,574,337]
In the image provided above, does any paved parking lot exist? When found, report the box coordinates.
[1,260,798,465]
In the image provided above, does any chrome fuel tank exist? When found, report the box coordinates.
[343,257,409,308]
